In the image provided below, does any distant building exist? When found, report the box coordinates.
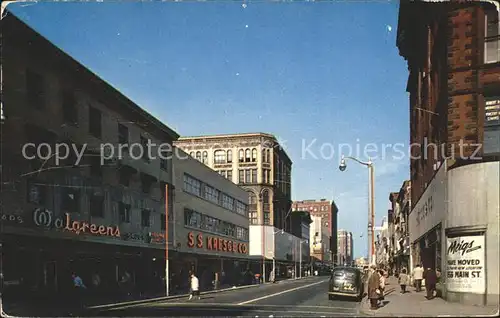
[309,215,330,262]
[174,133,292,232]
[292,199,338,263]
[337,230,353,265]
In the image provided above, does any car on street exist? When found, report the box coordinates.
[328,266,364,301]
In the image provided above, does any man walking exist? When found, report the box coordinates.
[424,267,438,300]
[188,271,200,300]
[413,264,424,292]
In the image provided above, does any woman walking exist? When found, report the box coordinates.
[398,268,410,293]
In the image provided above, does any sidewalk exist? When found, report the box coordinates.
[360,276,499,317]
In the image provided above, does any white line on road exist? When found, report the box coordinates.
[237,279,328,305]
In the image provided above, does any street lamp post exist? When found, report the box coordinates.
[339,155,376,266]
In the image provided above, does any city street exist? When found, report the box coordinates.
[87,277,362,317]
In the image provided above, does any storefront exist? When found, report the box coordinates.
[409,161,447,274]
[444,161,499,306]
[1,208,172,299]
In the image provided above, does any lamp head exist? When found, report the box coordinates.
[339,156,347,172]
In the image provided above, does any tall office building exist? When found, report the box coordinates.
[338,230,353,265]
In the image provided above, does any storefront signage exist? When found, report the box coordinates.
[149,232,166,244]
[1,213,24,225]
[123,233,147,242]
[409,162,447,243]
[64,213,120,237]
[485,98,500,126]
[187,232,248,254]
[32,208,120,237]
[446,235,485,294]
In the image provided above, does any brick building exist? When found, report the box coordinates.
[292,199,338,264]
[397,0,499,306]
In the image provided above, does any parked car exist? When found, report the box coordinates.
[328,266,364,301]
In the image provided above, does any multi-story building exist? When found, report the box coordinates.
[374,218,390,269]
[174,133,293,282]
[174,133,292,231]
[171,147,250,289]
[388,181,411,275]
[1,12,179,296]
[337,230,353,265]
[292,199,338,263]
[397,0,499,306]
[309,215,330,262]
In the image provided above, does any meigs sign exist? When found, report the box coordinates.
[446,235,485,294]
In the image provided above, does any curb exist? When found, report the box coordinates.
[358,287,396,317]
[87,276,318,310]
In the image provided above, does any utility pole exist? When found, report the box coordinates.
[165,184,169,297]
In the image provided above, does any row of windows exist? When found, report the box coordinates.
[25,69,170,171]
[189,148,274,165]
[247,190,272,225]
[238,169,257,184]
[28,180,166,229]
[184,208,249,241]
[218,170,233,181]
[183,174,248,216]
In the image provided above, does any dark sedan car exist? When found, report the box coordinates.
[328,266,364,301]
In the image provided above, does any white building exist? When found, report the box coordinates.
[375,217,390,268]
[309,215,329,262]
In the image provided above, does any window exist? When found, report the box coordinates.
[251,169,257,183]
[140,136,150,162]
[61,189,79,213]
[62,90,78,125]
[90,155,102,178]
[262,191,270,225]
[202,151,208,164]
[88,106,102,138]
[227,150,233,163]
[263,169,270,184]
[248,191,258,224]
[251,148,257,162]
[204,185,220,204]
[266,149,271,163]
[27,180,45,205]
[160,153,169,171]
[238,169,245,183]
[185,209,202,228]
[141,174,154,194]
[190,152,194,157]
[485,9,500,64]
[245,170,251,183]
[221,194,235,211]
[26,69,45,109]
[218,170,226,178]
[236,200,247,216]
[227,170,233,181]
[183,174,201,196]
[119,202,131,223]
[141,209,151,227]
[238,149,244,162]
[90,194,104,218]
[236,227,248,240]
[118,123,129,145]
[195,151,201,161]
[119,169,131,186]
[245,149,251,162]
[214,150,226,164]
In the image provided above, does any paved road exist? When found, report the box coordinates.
[88,277,363,317]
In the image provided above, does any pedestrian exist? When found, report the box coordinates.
[378,269,386,305]
[188,271,200,300]
[367,265,381,310]
[398,268,409,293]
[71,273,87,310]
[424,267,438,300]
[412,264,424,292]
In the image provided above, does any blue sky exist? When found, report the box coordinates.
[8,1,410,258]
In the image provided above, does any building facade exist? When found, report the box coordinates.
[171,147,250,289]
[374,218,390,269]
[388,181,411,274]
[337,230,353,266]
[292,199,338,263]
[309,215,330,262]
[397,0,500,306]
[1,12,179,296]
[173,133,292,232]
